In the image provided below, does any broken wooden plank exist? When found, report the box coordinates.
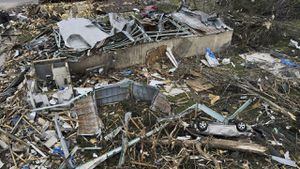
[118,112,132,167]
[158,138,268,155]
[201,138,268,155]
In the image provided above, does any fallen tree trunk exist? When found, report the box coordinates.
[158,138,268,155]
[200,138,268,155]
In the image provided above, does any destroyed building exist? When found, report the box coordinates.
[0,0,299,169]
[67,8,232,72]
[25,5,233,74]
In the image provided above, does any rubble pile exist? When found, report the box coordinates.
[0,0,299,168]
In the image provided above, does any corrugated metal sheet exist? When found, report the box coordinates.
[132,83,158,102]
[171,11,224,35]
[94,81,131,105]
[93,79,171,114]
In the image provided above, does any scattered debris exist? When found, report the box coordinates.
[58,18,110,50]
[0,160,3,168]
[186,78,214,92]
[240,52,300,79]
[208,93,220,105]
[271,154,299,168]
[203,48,220,67]
[166,47,179,69]
[77,123,169,169]
[221,58,231,65]
[289,39,300,50]
[54,113,75,168]
[0,1,299,168]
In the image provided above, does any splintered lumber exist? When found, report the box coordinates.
[118,112,132,167]
[195,144,220,169]
[77,103,201,168]
[237,83,296,121]
[201,138,268,155]
[76,123,169,169]
[158,138,268,155]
